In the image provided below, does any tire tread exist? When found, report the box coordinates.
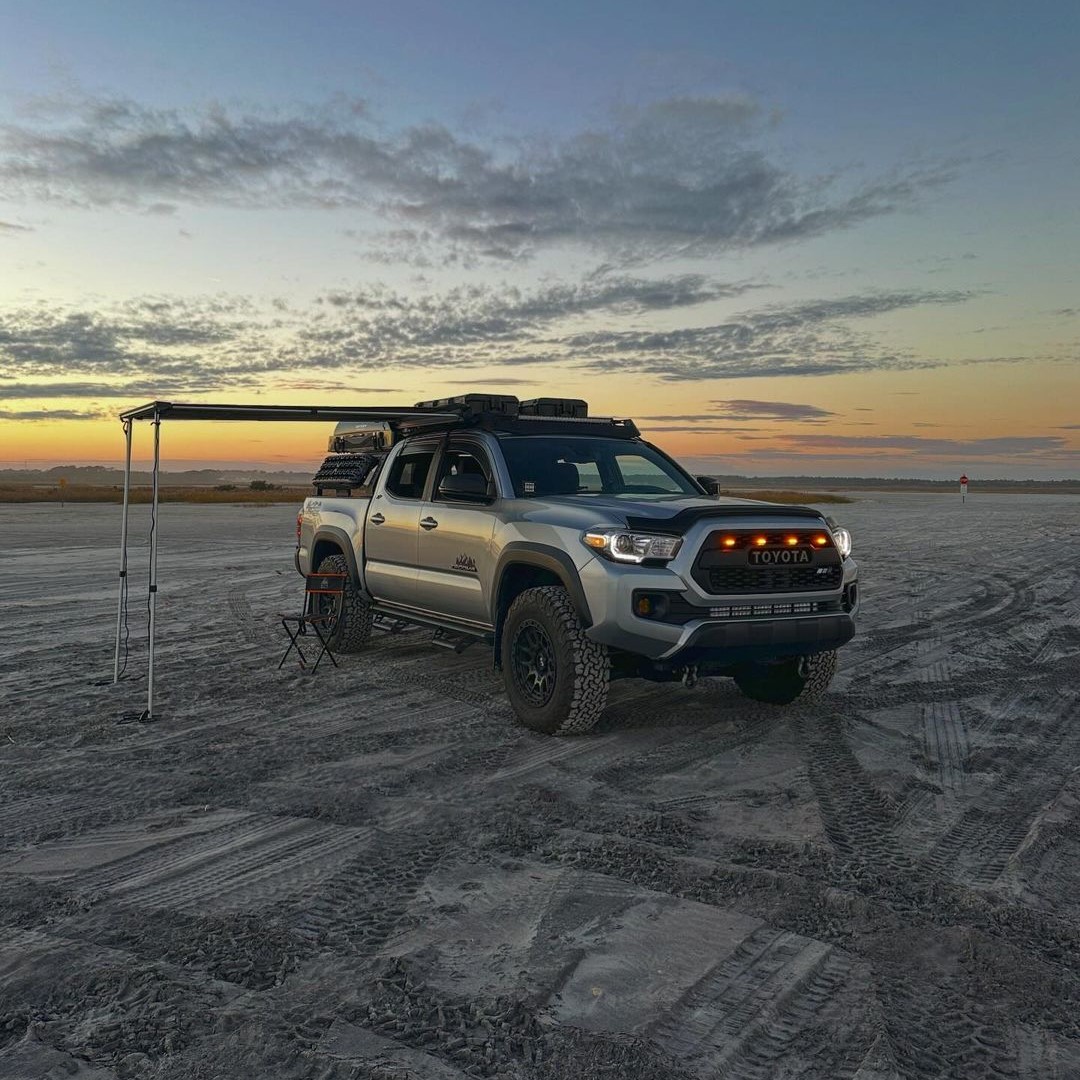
[503,586,609,735]
[315,553,373,653]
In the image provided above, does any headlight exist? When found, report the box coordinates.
[582,529,682,564]
[831,526,853,558]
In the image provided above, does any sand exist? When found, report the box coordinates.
[1,492,1079,1079]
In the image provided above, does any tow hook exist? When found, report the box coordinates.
[681,666,699,689]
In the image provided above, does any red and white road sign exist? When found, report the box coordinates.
[960,474,968,498]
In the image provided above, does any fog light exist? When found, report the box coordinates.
[633,592,670,620]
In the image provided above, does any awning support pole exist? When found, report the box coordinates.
[112,419,133,682]
[146,412,161,720]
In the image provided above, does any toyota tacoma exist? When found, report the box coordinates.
[294,394,858,734]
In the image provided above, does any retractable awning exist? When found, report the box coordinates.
[113,400,459,721]
[119,401,459,423]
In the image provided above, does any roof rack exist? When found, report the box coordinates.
[118,395,640,444]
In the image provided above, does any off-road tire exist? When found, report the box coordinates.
[502,586,609,735]
[315,553,373,653]
[733,649,838,705]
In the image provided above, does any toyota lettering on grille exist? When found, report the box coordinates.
[748,548,813,565]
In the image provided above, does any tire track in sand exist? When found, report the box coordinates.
[78,812,373,914]
[923,692,1080,889]
[801,714,912,871]
[652,927,866,1079]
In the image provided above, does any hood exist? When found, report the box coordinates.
[515,492,825,532]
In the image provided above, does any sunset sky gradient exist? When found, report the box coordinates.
[1,0,1077,477]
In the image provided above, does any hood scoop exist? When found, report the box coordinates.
[624,503,823,535]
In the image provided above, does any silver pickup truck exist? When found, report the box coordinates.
[295,394,858,735]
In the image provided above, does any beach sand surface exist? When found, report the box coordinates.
[2,494,1079,1079]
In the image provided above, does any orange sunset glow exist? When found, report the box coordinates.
[1,4,1077,479]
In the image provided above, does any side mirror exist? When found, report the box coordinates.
[438,473,494,502]
[695,475,722,496]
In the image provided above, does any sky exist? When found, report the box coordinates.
[0,0,1077,478]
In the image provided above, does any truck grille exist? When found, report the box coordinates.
[704,565,843,593]
[692,528,844,595]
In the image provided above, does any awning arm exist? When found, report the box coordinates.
[112,418,133,683]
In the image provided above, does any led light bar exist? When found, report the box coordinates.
[707,601,824,618]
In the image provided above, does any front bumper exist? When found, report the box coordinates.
[660,612,856,667]
[579,551,859,661]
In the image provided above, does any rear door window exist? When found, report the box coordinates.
[384,443,436,500]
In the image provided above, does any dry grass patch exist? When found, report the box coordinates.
[0,485,310,504]
[718,489,854,504]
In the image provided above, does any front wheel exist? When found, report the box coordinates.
[314,553,373,653]
[501,586,609,735]
[733,650,838,705]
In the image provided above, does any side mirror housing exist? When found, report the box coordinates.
[438,473,494,502]
[695,475,722,496]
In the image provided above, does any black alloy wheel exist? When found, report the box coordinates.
[511,619,557,706]
[500,586,609,735]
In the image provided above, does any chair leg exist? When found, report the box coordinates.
[309,622,339,672]
[279,618,308,669]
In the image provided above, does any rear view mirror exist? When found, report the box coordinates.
[438,473,494,502]
[695,475,722,496]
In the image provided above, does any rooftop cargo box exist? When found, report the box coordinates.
[414,394,519,416]
[519,398,588,418]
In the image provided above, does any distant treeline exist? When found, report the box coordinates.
[708,475,1080,493]
[0,484,311,504]
[0,465,312,487]
[0,465,1077,494]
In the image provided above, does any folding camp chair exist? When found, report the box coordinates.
[278,572,347,672]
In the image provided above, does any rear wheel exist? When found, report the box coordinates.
[733,650,838,705]
[314,553,373,653]
[502,586,609,735]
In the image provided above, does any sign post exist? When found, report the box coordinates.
[960,474,968,503]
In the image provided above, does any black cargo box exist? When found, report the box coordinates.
[414,394,519,416]
[519,398,589,418]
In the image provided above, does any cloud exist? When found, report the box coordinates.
[710,399,837,420]
[297,273,749,366]
[0,296,262,385]
[443,377,538,386]
[273,381,400,393]
[639,414,731,422]
[776,433,1065,456]
[0,92,953,261]
[562,289,974,380]
[0,407,103,420]
[0,279,1023,400]
[637,424,763,433]
[0,378,246,399]
[639,400,834,422]
[0,220,33,233]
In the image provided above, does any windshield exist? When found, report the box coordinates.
[499,436,700,498]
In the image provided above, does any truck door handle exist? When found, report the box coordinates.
[420,517,439,531]
[369,513,385,525]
